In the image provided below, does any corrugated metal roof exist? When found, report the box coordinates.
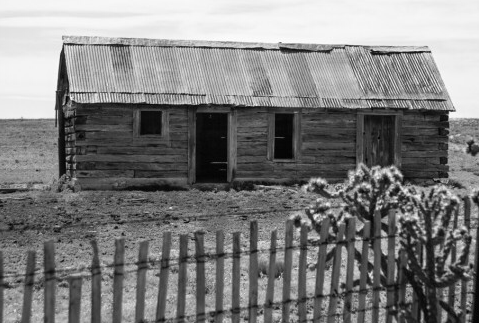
[61,36,454,111]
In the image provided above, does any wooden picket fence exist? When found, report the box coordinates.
[1,198,478,323]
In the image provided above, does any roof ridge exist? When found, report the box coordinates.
[62,36,430,53]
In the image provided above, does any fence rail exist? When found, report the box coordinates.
[1,198,478,323]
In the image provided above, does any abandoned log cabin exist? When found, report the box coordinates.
[56,36,453,190]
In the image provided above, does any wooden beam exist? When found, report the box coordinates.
[356,113,364,165]
[294,111,302,161]
[394,113,402,167]
[187,108,196,184]
[267,113,274,161]
[227,109,237,182]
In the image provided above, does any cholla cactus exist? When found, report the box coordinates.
[291,164,409,278]
[399,186,473,323]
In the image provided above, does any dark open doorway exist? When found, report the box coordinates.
[196,113,228,183]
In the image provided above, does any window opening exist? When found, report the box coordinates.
[140,111,162,135]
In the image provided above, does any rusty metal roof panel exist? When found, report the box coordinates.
[62,36,454,111]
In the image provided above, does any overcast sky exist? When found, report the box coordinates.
[0,0,478,118]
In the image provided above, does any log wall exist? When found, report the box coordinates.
[68,104,188,190]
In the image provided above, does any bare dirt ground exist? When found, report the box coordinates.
[0,118,478,321]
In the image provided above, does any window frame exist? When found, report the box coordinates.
[267,110,301,162]
[133,107,169,140]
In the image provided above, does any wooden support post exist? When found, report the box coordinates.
[44,241,56,323]
[461,197,471,323]
[68,275,82,323]
[313,218,331,323]
[343,217,356,323]
[135,241,149,323]
[298,224,308,323]
[112,239,125,323]
[195,232,206,323]
[156,232,171,323]
[357,221,371,323]
[371,211,382,323]
[232,232,241,323]
[176,234,188,323]
[21,251,36,323]
[248,221,258,323]
[327,223,346,323]
[282,220,294,323]
[386,210,397,323]
[90,240,101,323]
[264,230,277,323]
[0,251,3,323]
[215,231,225,323]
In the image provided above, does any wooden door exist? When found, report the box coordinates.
[363,115,395,167]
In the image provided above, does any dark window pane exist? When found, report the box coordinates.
[140,111,162,135]
[274,114,294,159]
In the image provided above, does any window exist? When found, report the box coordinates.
[133,108,169,139]
[140,110,162,135]
[268,112,300,161]
[274,114,294,159]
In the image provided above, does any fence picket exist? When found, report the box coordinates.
[298,224,308,323]
[371,211,381,323]
[68,275,82,323]
[397,250,407,323]
[313,218,331,323]
[156,232,172,323]
[112,238,125,323]
[215,230,225,323]
[264,230,277,323]
[176,234,188,323]
[0,251,3,323]
[448,208,459,323]
[386,210,397,323]
[344,217,356,323]
[356,221,371,323]
[21,251,36,323]
[195,231,206,323]
[232,232,241,323]
[135,240,149,323]
[44,240,56,323]
[411,241,422,322]
[249,221,259,323]
[461,197,471,323]
[90,240,101,323]
[282,220,294,323]
[327,223,346,323]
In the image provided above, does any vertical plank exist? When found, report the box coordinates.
[156,232,172,323]
[344,217,356,323]
[187,108,196,184]
[232,232,241,323]
[135,240,149,323]
[394,113,402,167]
[267,113,274,161]
[371,211,382,323]
[90,240,102,323]
[176,234,189,323]
[44,240,56,323]
[195,232,206,323]
[21,251,36,323]
[326,223,346,323]
[356,113,364,165]
[215,231,225,323]
[460,196,471,323]
[313,218,331,323]
[298,224,308,323]
[448,208,459,323]
[248,221,259,323]
[112,238,125,323]
[356,221,371,323]
[386,210,397,323]
[68,275,82,323]
[411,241,422,322]
[264,230,277,323]
[0,251,3,323]
[282,220,294,323]
[293,110,302,160]
[472,204,479,323]
[397,250,407,323]
[227,108,237,182]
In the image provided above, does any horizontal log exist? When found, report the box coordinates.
[77,161,187,171]
[76,170,135,178]
[76,124,132,132]
[237,156,268,163]
[76,154,187,163]
[96,146,187,156]
[77,177,188,190]
[302,142,355,150]
[402,164,448,171]
[134,170,187,178]
[302,132,355,141]
[402,151,447,158]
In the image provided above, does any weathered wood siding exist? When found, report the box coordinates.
[70,104,188,189]
[401,110,449,181]
[235,108,357,182]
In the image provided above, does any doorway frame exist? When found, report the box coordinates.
[187,107,237,184]
[356,110,402,168]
